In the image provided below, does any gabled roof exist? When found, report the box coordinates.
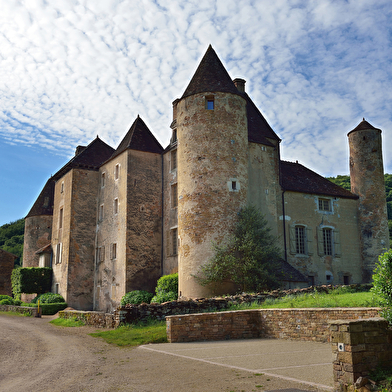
[280,161,358,199]
[275,259,308,283]
[181,45,240,99]
[110,116,163,160]
[347,118,382,136]
[244,93,281,145]
[0,248,18,259]
[26,178,55,218]
[53,136,115,180]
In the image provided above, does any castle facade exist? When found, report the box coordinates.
[23,46,389,311]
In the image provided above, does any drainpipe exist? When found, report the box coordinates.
[160,152,164,276]
[282,189,287,262]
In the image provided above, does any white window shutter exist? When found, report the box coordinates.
[289,225,296,254]
[334,229,341,257]
[306,227,313,255]
[317,227,324,256]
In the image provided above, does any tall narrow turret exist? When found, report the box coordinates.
[176,46,249,298]
[348,119,389,282]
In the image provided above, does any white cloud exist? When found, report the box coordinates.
[0,0,391,177]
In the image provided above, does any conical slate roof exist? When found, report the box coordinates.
[181,45,240,99]
[53,136,115,180]
[110,116,163,159]
[348,118,382,136]
[26,178,55,218]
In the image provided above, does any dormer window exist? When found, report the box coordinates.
[205,96,214,110]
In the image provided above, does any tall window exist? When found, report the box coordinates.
[114,164,120,180]
[101,172,106,187]
[55,243,62,264]
[59,208,63,229]
[317,227,341,257]
[99,204,104,221]
[206,97,214,110]
[114,198,119,214]
[171,183,178,208]
[290,225,312,255]
[110,243,117,260]
[172,228,178,255]
[295,226,305,254]
[323,228,333,255]
[171,149,177,171]
[318,198,331,212]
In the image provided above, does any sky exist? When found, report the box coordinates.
[1,0,392,226]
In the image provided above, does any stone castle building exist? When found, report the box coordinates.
[23,46,389,311]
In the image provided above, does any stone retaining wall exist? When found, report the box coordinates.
[330,318,392,391]
[59,310,117,328]
[166,308,381,343]
[0,304,39,317]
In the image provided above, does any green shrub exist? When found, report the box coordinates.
[13,299,22,306]
[121,290,154,306]
[150,273,178,304]
[0,298,14,305]
[155,273,178,295]
[372,249,392,324]
[32,293,65,304]
[11,267,52,297]
[0,295,14,303]
[39,303,68,315]
[151,291,178,304]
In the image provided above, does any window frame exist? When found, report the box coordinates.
[289,225,313,256]
[171,183,178,208]
[318,198,332,212]
[114,164,120,180]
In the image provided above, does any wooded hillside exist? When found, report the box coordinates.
[0,218,24,267]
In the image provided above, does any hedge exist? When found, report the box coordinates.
[11,267,52,297]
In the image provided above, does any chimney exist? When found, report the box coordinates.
[75,146,86,156]
[233,78,246,93]
[172,98,180,122]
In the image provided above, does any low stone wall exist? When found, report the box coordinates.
[0,304,39,317]
[166,308,381,343]
[117,284,372,325]
[330,318,392,391]
[59,310,117,328]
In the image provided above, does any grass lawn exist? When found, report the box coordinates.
[228,289,383,311]
[50,317,86,327]
[89,321,168,346]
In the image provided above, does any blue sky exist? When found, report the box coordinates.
[1,0,392,226]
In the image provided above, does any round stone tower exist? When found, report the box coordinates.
[176,46,249,298]
[348,119,389,282]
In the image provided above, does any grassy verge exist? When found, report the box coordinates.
[227,290,382,311]
[0,310,32,317]
[50,317,86,327]
[89,320,167,347]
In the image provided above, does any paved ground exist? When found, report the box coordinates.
[0,314,334,392]
[140,339,334,391]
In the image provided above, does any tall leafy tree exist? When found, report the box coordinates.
[0,219,24,267]
[195,206,281,293]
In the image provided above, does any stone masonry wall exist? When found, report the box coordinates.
[166,308,380,343]
[330,318,392,391]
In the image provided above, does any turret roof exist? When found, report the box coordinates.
[280,160,358,199]
[25,178,55,218]
[348,118,382,136]
[181,45,240,99]
[110,116,163,160]
[53,136,115,180]
[244,93,281,144]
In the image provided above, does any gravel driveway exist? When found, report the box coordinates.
[0,314,328,392]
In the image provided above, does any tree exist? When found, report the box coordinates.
[195,206,281,293]
[372,249,392,325]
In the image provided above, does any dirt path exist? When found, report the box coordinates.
[0,314,326,392]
